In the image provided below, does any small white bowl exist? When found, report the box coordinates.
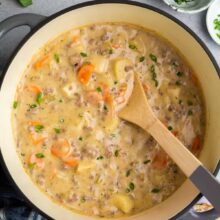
[163,0,214,13]
[206,0,220,45]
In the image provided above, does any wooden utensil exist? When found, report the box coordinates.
[119,73,220,213]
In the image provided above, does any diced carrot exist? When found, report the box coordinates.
[86,90,103,106]
[152,150,168,169]
[29,121,41,126]
[77,63,95,85]
[31,135,47,145]
[172,131,178,136]
[112,44,120,49]
[72,35,80,43]
[51,139,72,159]
[191,136,200,154]
[99,83,113,106]
[33,55,49,70]
[28,85,42,95]
[63,158,79,167]
[29,153,45,169]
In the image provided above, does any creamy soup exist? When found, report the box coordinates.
[12,23,205,218]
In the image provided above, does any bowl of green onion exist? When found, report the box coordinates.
[163,0,214,13]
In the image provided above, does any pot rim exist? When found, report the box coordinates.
[0,1,219,219]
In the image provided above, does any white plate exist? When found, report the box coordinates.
[206,0,220,45]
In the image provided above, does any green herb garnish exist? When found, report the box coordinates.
[36,92,43,105]
[150,65,159,87]
[35,153,45,158]
[139,56,145,62]
[109,49,113,54]
[168,126,173,131]
[54,128,61,134]
[29,104,37,109]
[35,124,44,133]
[175,80,181,86]
[129,182,135,191]
[96,87,102,93]
[187,100,193,106]
[80,52,87,57]
[143,160,151,164]
[149,54,157,63]
[188,110,193,116]
[54,53,60,63]
[176,71,183,77]
[103,105,108,111]
[151,188,160,193]
[174,0,194,5]
[97,156,104,160]
[126,169,131,177]
[114,81,118,85]
[18,0,32,7]
[13,101,18,109]
[78,136,83,141]
[59,118,65,123]
[129,43,137,50]
[114,150,119,157]
[28,163,36,170]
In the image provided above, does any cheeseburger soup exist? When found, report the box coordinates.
[12,23,205,218]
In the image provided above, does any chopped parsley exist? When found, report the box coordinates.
[151,188,160,193]
[78,113,83,118]
[28,163,36,170]
[139,56,145,62]
[59,118,65,123]
[188,110,193,116]
[174,0,194,5]
[150,65,159,87]
[129,43,137,50]
[13,101,18,109]
[214,16,220,39]
[114,81,118,85]
[149,54,157,63]
[187,100,193,106]
[175,80,181,86]
[176,71,183,77]
[78,136,83,141]
[126,169,131,177]
[114,150,119,157]
[96,87,102,93]
[80,196,86,203]
[34,124,44,133]
[54,128,61,134]
[36,92,43,105]
[29,104,37,109]
[168,126,173,131]
[143,159,151,164]
[97,155,104,160]
[128,182,135,191]
[103,105,108,111]
[109,49,113,54]
[54,53,60,63]
[35,153,45,158]
[80,52,87,57]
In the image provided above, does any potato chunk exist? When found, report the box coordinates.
[114,59,132,81]
[111,193,134,213]
[90,55,109,73]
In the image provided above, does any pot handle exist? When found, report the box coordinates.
[0,13,46,75]
[0,13,45,38]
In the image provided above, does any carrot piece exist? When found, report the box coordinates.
[72,35,80,43]
[172,131,178,136]
[33,55,49,70]
[63,158,79,167]
[152,150,168,169]
[29,121,41,126]
[112,44,120,49]
[86,90,103,106]
[28,85,43,95]
[51,139,72,159]
[77,63,95,85]
[31,135,47,145]
[191,136,200,154]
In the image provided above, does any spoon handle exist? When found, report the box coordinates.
[148,119,201,177]
[190,165,220,213]
[148,119,220,213]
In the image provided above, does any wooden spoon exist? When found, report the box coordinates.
[118,73,220,213]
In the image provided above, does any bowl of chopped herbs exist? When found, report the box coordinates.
[163,0,214,13]
[207,0,220,45]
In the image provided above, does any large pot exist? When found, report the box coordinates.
[0,1,219,220]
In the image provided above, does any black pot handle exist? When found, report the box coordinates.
[0,13,46,38]
[0,13,46,76]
